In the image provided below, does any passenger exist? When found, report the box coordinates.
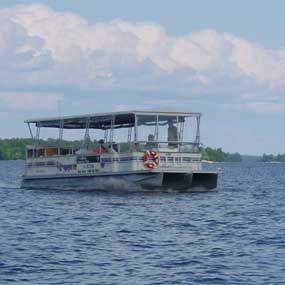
[168,120,178,147]
[146,134,156,149]
[108,143,118,153]
[94,139,108,154]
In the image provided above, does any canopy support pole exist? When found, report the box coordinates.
[84,117,90,149]
[104,129,108,143]
[58,119,64,154]
[34,123,41,158]
[177,116,181,152]
[110,116,114,144]
[134,114,138,141]
[195,116,201,144]
[134,114,138,151]
[28,123,34,140]
[127,127,132,143]
[155,115,159,142]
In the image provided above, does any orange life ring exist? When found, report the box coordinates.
[143,150,159,169]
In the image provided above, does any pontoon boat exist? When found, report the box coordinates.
[21,110,218,191]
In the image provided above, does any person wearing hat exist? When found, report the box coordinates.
[146,134,156,149]
[168,120,178,147]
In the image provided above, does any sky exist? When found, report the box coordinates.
[1,0,285,155]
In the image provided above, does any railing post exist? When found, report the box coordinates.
[134,114,138,142]
[34,122,41,158]
[134,114,138,152]
[58,119,64,155]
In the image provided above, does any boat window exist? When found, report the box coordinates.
[60,148,71,155]
[157,115,179,145]
[137,115,157,144]
[112,126,133,152]
[46,148,59,156]
[181,116,200,152]
[183,116,197,143]
[37,148,45,157]
[27,149,34,158]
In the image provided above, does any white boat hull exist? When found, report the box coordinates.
[21,170,218,191]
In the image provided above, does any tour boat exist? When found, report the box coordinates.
[21,110,218,191]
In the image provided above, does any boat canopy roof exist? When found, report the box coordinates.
[25,110,201,130]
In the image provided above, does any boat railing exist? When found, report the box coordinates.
[130,141,201,153]
[25,140,201,160]
[26,145,77,159]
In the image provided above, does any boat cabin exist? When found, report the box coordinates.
[26,109,201,154]
[24,110,203,176]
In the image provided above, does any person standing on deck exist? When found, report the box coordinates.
[168,120,178,147]
[146,134,156,149]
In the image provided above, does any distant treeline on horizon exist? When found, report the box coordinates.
[0,138,242,162]
[201,147,242,162]
[262,153,285,163]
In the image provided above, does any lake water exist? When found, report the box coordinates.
[0,160,285,284]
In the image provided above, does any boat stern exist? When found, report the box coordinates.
[161,170,218,191]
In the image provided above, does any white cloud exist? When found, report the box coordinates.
[0,4,284,100]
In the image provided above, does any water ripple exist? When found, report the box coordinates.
[1,161,285,284]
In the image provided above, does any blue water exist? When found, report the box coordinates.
[0,161,285,285]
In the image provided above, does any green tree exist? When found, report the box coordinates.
[202,147,242,162]
[262,153,285,162]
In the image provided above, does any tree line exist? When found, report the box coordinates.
[0,138,242,162]
[201,147,242,162]
[262,153,285,162]
[0,138,83,160]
